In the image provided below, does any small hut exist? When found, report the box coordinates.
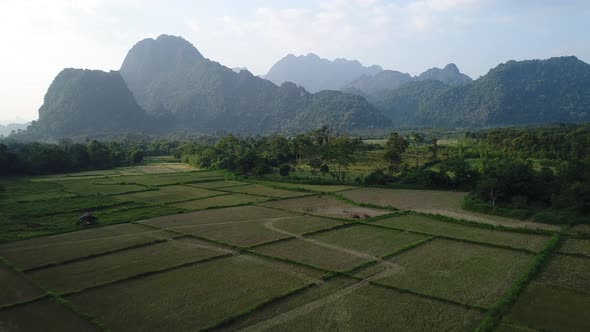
[78,212,97,225]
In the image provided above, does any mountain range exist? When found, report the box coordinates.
[14,34,590,139]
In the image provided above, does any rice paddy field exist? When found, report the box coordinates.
[0,159,587,331]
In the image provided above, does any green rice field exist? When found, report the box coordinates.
[0,161,587,331]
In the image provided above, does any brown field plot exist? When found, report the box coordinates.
[341,188,559,230]
[262,195,391,220]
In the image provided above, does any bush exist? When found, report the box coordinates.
[364,170,394,185]
[320,164,329,175]
[279,164,291,177]
[462,194,531,220]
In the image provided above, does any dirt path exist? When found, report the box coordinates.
[263,219,388,262]
[241,261,404,332]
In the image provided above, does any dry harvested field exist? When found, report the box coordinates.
[341,188,560,231]
[262,195,391,220]
[1,161,588,331]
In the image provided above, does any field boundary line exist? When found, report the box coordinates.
[131,221,243,251]
[200,280,330,331]
[23,238,171,273]
[0,294,50,312]
[61,253,234,297]
[360,222,538,254]
[475,233,562,332]
[368,281,488,311]
[245,250,335,274]
[254,202,363,223]
[161,191,231,205]
[554,250,590,260]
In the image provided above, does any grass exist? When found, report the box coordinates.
[237,283,483,331]
[373,238,534,306]
[0,299,100,331]
[0,224,176,270]
[169,193,270,210]
[253,238,370,272]
[0,178,74,202]
[116,185,223,204]
[139,205,294,229]
[0,264,45,307]
[309,225,429,257]
[65,255,321,331]
[372,214,550,252]
[28,238,230,293]
[557,238,590,257]
[262,195,390,220]
[221,184,309,198]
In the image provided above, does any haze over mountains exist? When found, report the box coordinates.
[14,34,590,140]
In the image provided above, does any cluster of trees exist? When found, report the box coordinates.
[176,126,364,181]
[0,139,150,175]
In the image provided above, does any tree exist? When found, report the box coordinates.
[409,133,424,166]
[383,133,408,175]
[279,164,291,177]
[324,135,356,181]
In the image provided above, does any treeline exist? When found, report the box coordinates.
[0,139,179,175]
[175,126,364,181]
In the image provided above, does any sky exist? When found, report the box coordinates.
[0,0,589,124]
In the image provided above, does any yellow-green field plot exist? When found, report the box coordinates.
[116,171,225,186]
[505,254,590,331]
[0,265,44,307]
[0,299,100,331]
[372,214,550,252]
[254,181,356,193]
[116,185,222,204]
[557,238,590,257]
[0,223,176,270]
[187,180,248,189]
[66,255,325,331]
[28,237,231,293]
[53,177,148,195]
[308,225,430,257]
[224,282,483,331]
[169,193,270,211]
[221,184,309,198]
[570,224,590,235]
[262,195,391,220]
[341,188,559,231]
[372,239,534,306]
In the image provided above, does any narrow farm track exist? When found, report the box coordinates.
[240,262,404,332]
[263,219,385,262]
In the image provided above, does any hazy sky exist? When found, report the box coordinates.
[1,0,589,124]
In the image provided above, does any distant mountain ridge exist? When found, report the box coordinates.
[343,63,472,98]
[13,34,590,140]
[263,53,383,92]
[376,56,590,127]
